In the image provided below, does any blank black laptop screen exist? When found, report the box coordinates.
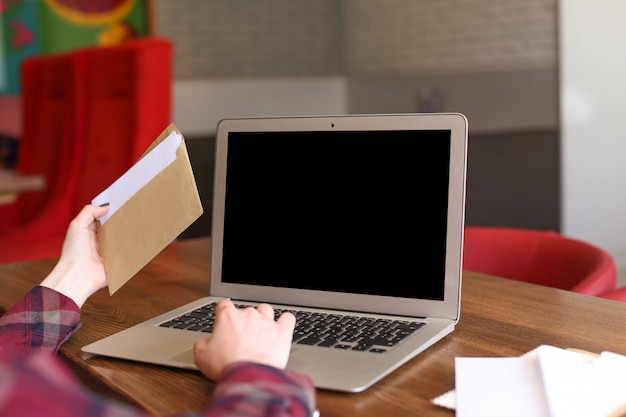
[221,130,451,301]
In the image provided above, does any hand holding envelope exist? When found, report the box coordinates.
[92,123,203,294]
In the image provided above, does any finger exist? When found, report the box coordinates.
[255,303,275,318]
[87,205,109,231]
[194,336,209,350]
[73,204,108,229]
[215,300,237,325]
[215,299,236,316]
[92,204,109,219]
[276,310,296,330]
[192,338,213,375]
[277,310,296,323]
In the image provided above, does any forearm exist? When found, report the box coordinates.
[0,286,81,355]
[0,355,316,417]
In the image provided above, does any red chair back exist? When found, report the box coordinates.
[463,227,617,296]
[0,38,172,264]
[74,38,172,206]
[599,286,626,302]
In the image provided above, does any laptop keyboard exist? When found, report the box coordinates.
[159,302,425,353]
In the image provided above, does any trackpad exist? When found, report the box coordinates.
[169,347,196,367]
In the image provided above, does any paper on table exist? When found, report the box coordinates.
[538,345,597,417]
[92,131,181,224]
[455,355,551,417]
[445,346,626,417]
[540,347,626,417]
[589,352,626,417]
[431,346,544,411]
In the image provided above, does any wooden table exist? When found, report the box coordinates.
[1,237,626,416]
[0,168,45,204]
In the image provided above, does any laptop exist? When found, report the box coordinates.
[82,112,468,393]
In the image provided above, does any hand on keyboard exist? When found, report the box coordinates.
[192,300,296,381]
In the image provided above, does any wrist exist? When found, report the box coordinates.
[40,262,100,308]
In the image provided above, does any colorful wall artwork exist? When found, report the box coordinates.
[1,0,150,94]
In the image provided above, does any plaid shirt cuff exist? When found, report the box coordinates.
[0,286,81,355]
[210,361,317,417]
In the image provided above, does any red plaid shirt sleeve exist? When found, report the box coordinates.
[0,286,317,417]
[0,286,81,355]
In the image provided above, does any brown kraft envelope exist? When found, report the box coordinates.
[97,123,203,294]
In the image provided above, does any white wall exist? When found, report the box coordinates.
[173,69,559,138]
[560,1,626,274]
[346,69,558,134]
[172,77,348,137]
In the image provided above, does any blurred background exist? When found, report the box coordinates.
[1,0,625,286]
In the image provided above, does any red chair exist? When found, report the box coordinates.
[463,226,617,297]
[598,286,626,302]
[0,38,172,264]
[0,51,81,232]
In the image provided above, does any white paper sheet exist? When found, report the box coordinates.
[537,345,596,417]
[91,131,182,224]
[445,346,626,417]
[589,352,626,417]
[455,355,550,417]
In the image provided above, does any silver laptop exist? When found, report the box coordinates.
[82,112,468,393]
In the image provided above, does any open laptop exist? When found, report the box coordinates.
[82,112,468,393]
